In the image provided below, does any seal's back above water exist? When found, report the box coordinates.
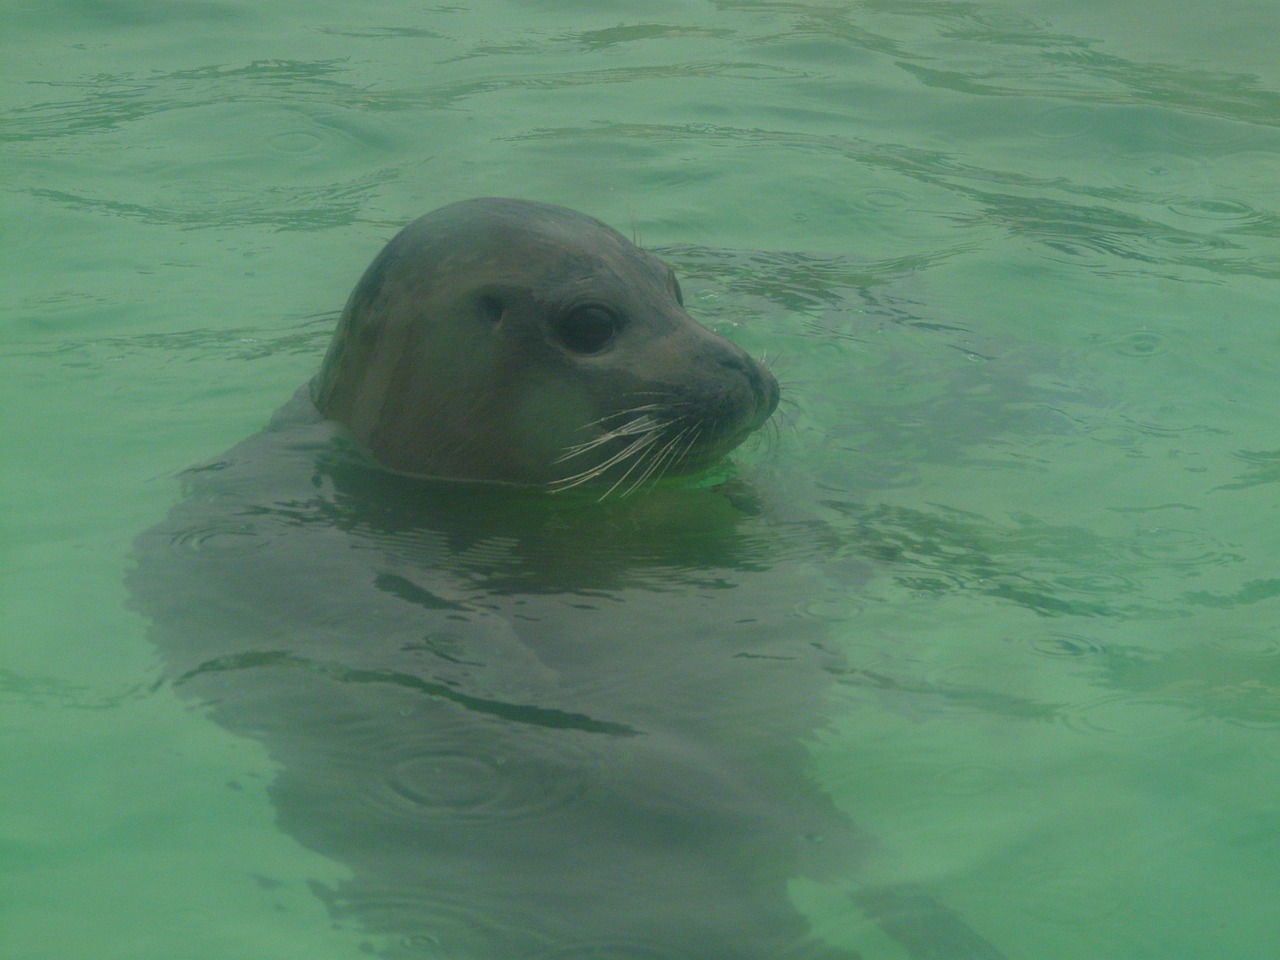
[312,197,779,490]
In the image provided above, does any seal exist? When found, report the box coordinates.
[312,197,779,492]
[128,200,1009,960]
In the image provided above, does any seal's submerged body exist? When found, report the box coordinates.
[131,200,1000,959]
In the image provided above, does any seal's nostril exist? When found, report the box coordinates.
[716,344,758,377]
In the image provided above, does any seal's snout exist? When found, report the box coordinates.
[751,357,781,422]
[715,343,780,427]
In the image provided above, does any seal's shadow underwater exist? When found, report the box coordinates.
[131,199,1005,959]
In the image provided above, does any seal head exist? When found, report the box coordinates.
[312,197,779,490]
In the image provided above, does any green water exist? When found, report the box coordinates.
[4,1,1278,958]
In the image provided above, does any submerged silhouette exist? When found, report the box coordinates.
[130,390,1009,960]
[131,387,861,958]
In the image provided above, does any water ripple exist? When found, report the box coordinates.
[1029,632,1109,659]
[1167,197,1259,223]
[359,721,615,824]
[1126,526,1242,567]
[325,886,541,958]
[169,519,267,557]
[266,129,325,155]
[1058,693,1187,739]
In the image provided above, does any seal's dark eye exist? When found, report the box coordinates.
[554,306,617,355]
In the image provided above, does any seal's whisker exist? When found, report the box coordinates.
[652,425,699,478]
[598,420,698,500]
[619,427,694,498]
[665,425,704,477]
[612,434,679,499]
[658,428,706,488]
[552,403,724,498]
[551,431,662,491]
[555,419,662,465]
[599,444,659,500]
[555,416,657,463]
[555,406,697,471]
[629,437,680,491]
[576,404,665,433]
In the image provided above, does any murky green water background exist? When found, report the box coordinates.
[4,2,1278,958]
